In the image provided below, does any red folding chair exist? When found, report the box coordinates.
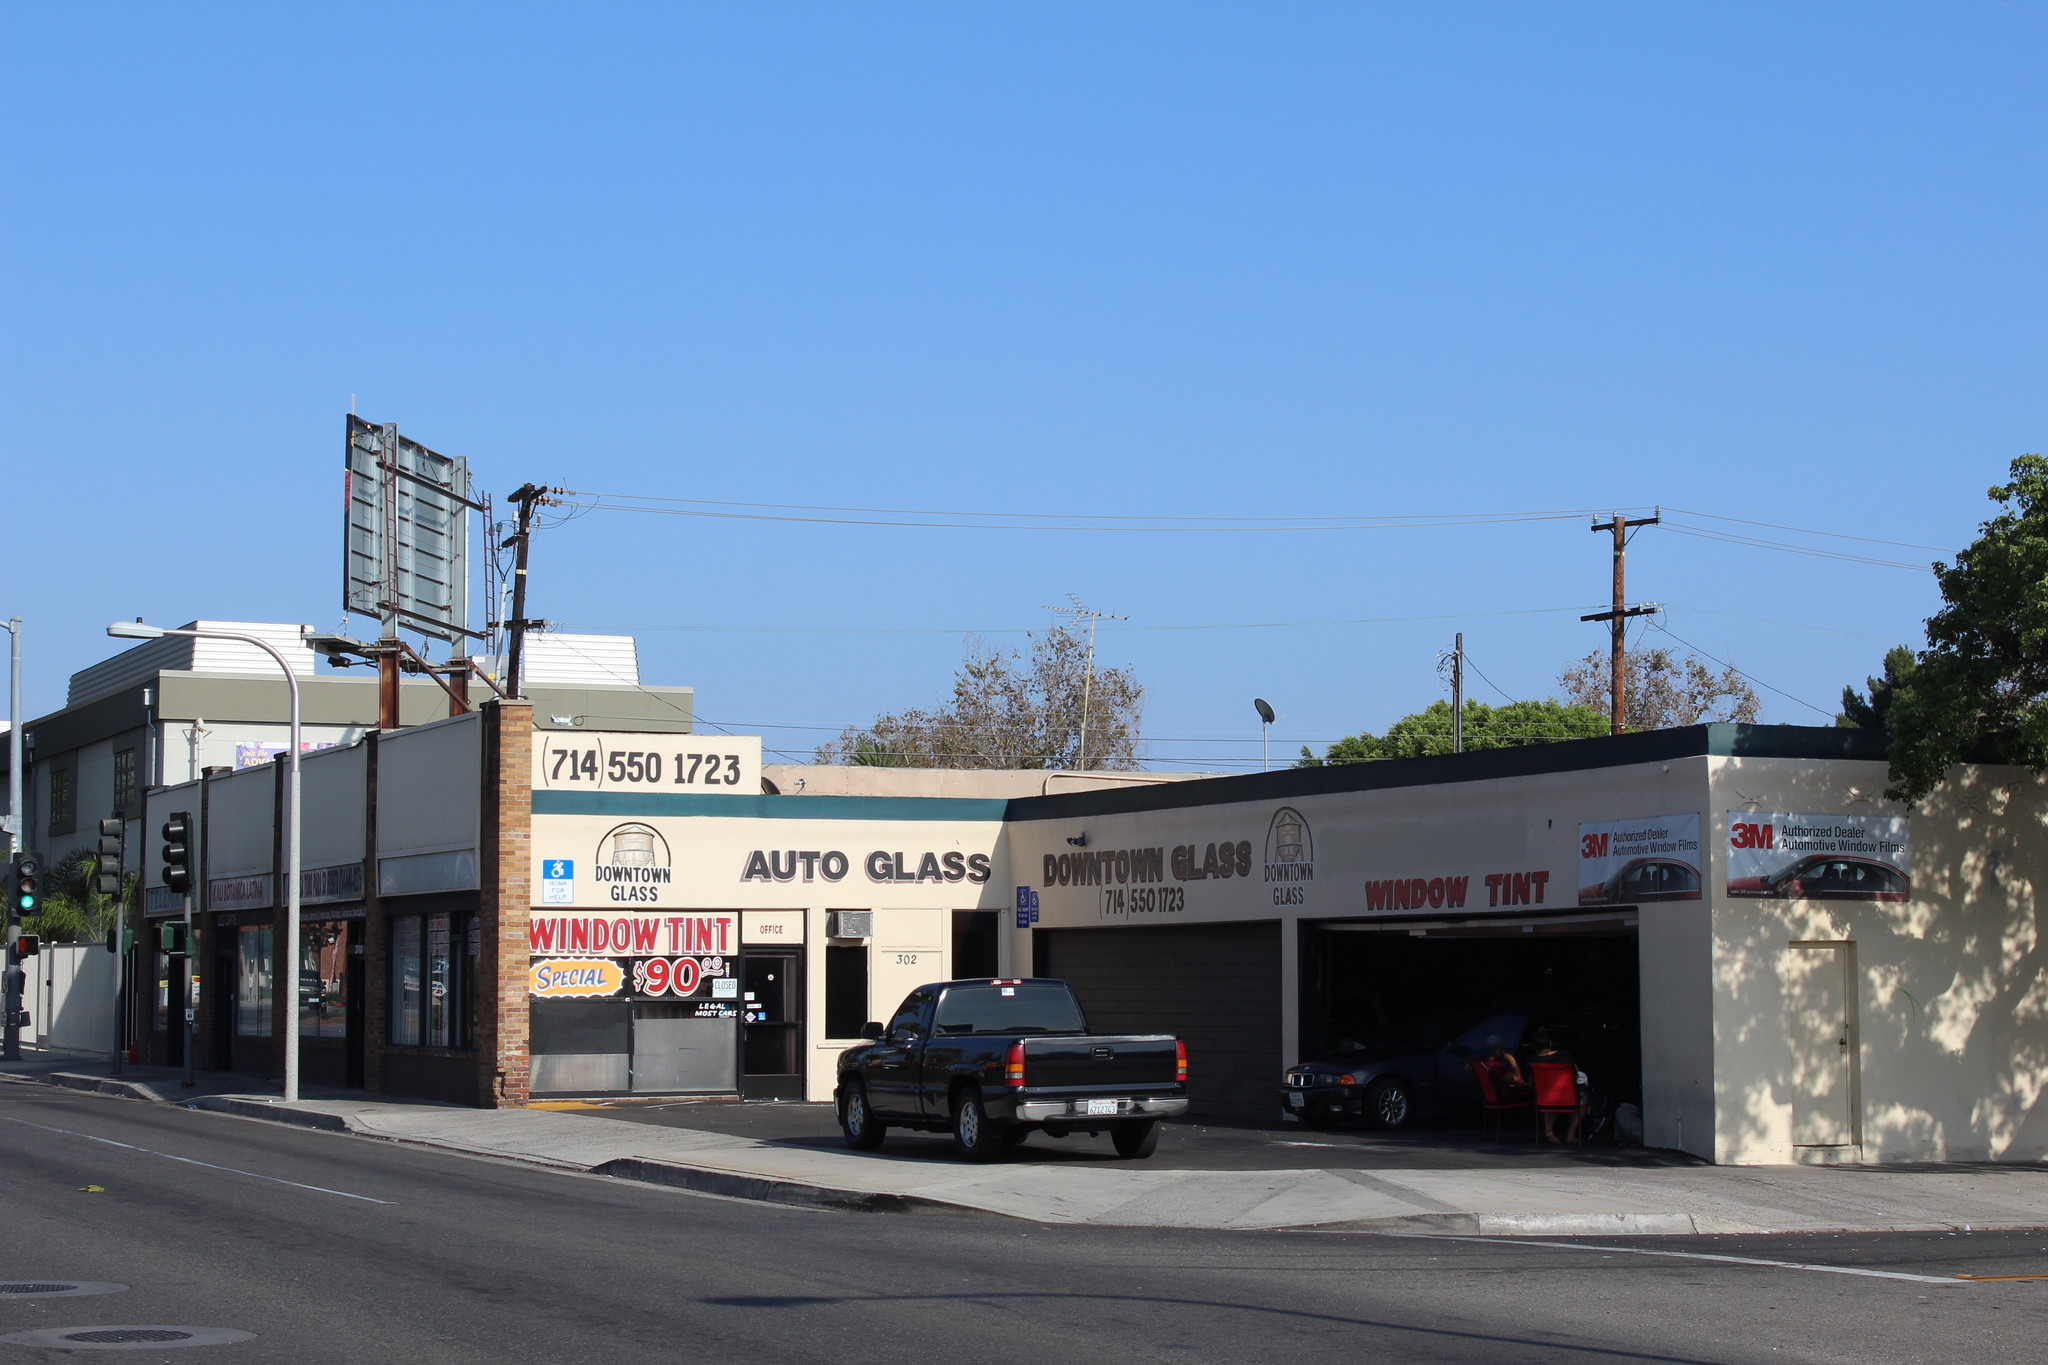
[1532,1060,1582,1144]
[1468,1057,1533,1140]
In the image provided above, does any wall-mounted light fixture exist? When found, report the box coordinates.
[1066,834,1089,847]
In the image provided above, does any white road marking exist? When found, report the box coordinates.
[0,1113,392,1204]
[1426,1235,1971,1285]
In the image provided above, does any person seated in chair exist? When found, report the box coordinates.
[1532,1030,1584,1144]
[1476,1035,1529,1101]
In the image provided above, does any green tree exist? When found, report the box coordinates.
[817,621,1144,770]
[1836,645,1917,729]
[1885,455,2048,801]
[1297,698,1610,765]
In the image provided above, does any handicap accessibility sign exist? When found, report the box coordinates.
[542,859,575,905]
[1014,886,1039,929]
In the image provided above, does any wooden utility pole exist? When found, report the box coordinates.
[1451,632,1464,753]
[1581,513,1660,734]
[502,484,562,700]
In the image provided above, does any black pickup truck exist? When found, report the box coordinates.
[835,977,1187,1161]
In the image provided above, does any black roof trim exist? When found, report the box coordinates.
[1005,724,1891,823]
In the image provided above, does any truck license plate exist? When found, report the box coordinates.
[1086,1099,1118,1116]
[1287,1092,1305,1108]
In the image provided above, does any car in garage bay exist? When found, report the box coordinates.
[1281,1012,1533,1129]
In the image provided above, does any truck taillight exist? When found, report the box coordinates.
[1176,1039,1188,1083]
[1007,1040,1026,1088]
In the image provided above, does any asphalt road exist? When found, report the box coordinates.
[2,1086,2042,1365]
[580,1097,1706,1170]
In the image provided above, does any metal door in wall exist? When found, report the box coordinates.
[1787,942,1857,1146]
[1034,922,1281,1120]
[741,952,804,1100]
[631,1003,737,1093]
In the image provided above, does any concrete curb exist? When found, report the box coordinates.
[26,1072,2045,1238]
[186,1095,352,1132]
[48,1071,171,1103]
[1302,1211,1704,1237]
[589,1157,1017,1220]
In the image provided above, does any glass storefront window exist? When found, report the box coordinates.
[237,925,273,1037]
[300,922,349,1038]
[391,916,423,1046]
[390,912,471,1049]
[426,912,454,1047]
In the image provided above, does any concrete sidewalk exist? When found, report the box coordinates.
[9,1062,2044,1236]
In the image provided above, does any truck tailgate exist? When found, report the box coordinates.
[1022,1035,1178,1090]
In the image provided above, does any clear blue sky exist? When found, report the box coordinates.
[4,4,2042,769]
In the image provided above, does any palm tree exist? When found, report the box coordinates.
[30,850,129,943]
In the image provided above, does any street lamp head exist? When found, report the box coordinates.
[107,621,166,640]
[1253,698,1276,725]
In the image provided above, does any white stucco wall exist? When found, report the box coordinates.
[1707,757,2048,1163]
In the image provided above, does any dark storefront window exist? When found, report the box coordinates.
[300,921,349,1038]
[389,911,475,1048]
[113,748,137,813]
[951,910,999,980]
[824,942,869,1040]
[48,765,75,836]
[237,925,274,1036]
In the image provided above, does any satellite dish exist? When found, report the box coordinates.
[1253,698,1276,724]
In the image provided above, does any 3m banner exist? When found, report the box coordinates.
[1578,813,1702,905]
[1725,813,1911,902]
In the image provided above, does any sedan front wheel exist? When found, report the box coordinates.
[1365,1077,1414,1130]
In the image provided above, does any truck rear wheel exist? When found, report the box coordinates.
[951,1087,1005,1162]
[1111,1119,1160,1159]
[840,1081,886,1151]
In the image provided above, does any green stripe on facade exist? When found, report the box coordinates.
[531,792,1012,821]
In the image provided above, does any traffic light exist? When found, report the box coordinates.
[8,931,38,959]
[96,819,125,897]
[10,855,37,918]
[162,812,192,896]
[159,922,188,955]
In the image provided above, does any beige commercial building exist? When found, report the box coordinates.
[134,704,2044,1166]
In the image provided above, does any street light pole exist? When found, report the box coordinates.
[108,622,302,1102]
[3,617,20,858]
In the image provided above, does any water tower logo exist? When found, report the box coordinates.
[594,823,674,902]
[1264,808,1313,884]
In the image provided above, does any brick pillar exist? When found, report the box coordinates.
[477,699,533,1107]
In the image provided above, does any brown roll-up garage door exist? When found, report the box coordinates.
[1035,921,1280,1121]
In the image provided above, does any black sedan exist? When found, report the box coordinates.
[1280,1013,1531,1130]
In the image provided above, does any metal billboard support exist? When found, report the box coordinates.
[342,416,486,728]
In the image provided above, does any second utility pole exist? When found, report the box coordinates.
[1582,512,1660,735]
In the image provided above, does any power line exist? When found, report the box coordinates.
[1659,523,1934,572]
[1645,619,1834,719]
[552,605,1600,637]
[1460,654,1521,705]
[567,490,1655,528]
[1660,506,1955,554]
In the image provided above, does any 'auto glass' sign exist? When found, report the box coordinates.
[1578,813,1702,905]
[1724,812,1911,902]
